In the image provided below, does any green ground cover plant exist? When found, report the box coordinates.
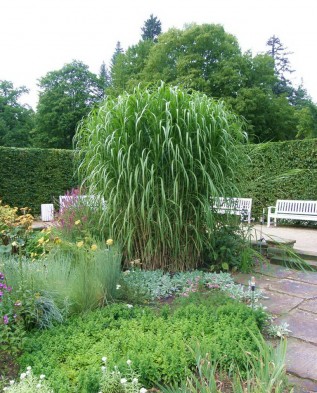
[17,292,264,392]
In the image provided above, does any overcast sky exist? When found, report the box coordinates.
[1,0,316,109]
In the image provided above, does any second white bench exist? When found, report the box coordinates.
[212,197,253,224]
[267,199,317,227]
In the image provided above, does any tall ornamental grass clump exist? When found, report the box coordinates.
[75,83,248,270]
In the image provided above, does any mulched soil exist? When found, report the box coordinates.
[0,349,20,386]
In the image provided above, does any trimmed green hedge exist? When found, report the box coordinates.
[243,139,317,220]
[0,147,77,215]
[1,139,316,220]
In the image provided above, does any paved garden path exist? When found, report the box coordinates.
[234,263,317,393]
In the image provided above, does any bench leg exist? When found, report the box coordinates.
[274,217,277,227]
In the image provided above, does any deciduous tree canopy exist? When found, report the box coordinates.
[33,60,104,149]
[0,80,34,147]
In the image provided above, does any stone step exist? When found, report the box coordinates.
[268,246,317,260]
[294,248,317,262]
[269,255,317,272]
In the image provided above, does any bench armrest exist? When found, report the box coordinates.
[267,206,276,213]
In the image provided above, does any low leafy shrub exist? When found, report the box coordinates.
[205,223,255,272]
[120,269,264,307]
[0,270,26,355]
[0,201,33,255]
[18,295,263,392]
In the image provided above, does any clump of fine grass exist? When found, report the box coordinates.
[2,243,122,318]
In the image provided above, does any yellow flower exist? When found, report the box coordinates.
[54,237,61,244]
[91,244,98,251]
[75,220,81,225]
[76,241,84,248]
[38,237,45,244]
[106,238,113,246]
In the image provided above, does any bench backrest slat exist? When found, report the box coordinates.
[276,200,317,214]
[214,197,252,211]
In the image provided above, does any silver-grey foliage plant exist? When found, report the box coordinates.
[75,82,248,270]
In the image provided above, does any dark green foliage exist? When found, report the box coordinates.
[1,138,316,221]
[34,60,104,149]
[0,80,34,147]
[141,14,162,42]
[243,139,317,220]
[205,223,255,272]
[18,298,262,392]
[0,147,76,214]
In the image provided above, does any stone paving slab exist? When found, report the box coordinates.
[285,338,317,382]
[233,272,280,289]
[254,263,300,279]
[299,299,317,314]
[234,273,317,298]
[276,309,317,345]
[233,265,317,387]
[291,271,317,286]
[287,374,317,393]
[255,263,317,285]
[268,279,317,299]
[260,289,303,315]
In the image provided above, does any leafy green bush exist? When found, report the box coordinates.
[18,296,262,392]
[204,222,256,272]
[1,139,316,222]
[0,201,33,256]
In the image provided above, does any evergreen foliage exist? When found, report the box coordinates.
[243,138,317,219]
[0,147,76,214]
[141,14,162,42]
[0,81,34,147]
[0,139,316,223]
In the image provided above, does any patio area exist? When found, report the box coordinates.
[250,224,317,254]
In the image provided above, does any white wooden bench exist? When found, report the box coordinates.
[267,200,317,227]
[212,197,253,224]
